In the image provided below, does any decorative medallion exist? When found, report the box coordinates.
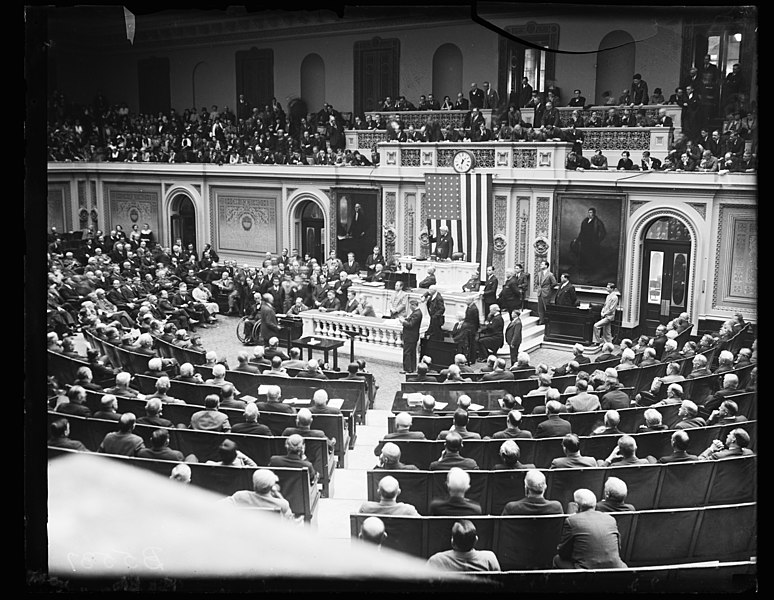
[383,226,396,245]
[493,233,507,254]
[241,214,254,231]
[533,236,549,256]
[129,207,140,223]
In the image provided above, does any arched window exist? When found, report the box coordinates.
[300,53,326,114]
[432,43,463,100]
[595,31,635,105]
[645,217,691,241]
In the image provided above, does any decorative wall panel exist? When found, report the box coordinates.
[215,194,279,254]
[714,205,757,310]
[403,192,415,256]
[106,188,159,234]
[492,194,508,282]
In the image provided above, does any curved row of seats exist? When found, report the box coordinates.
[386,392,756,438]
[48,446,319,522]
[47,411,337,498]
[348,502,757,570]
[364,454,756,515]
[379,420,757,470]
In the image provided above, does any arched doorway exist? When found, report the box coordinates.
[595,31,635,105]
[169,194,197,252]
[296,200,325,262]
[638,217,692,335]
[432,43,463,101]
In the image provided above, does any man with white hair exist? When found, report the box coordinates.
[673,400,707,429]
[307,388,338,415]
[299,358,328,380]
[492,409,532,439]
[250,345,272,368]
[638,408,668,432]
[256,384,296,415]
[535,397,572,438]
[93,394,121,421]
[714,350,736,376]
[429,467,482,516]
[596,477,635,512]
[429,224,453,260]
[374,442,419,470]
[137,397,174,427]
[701,373,740,419]
[553,488,627,569]
[225,469,295,519]
[424,284,446,341]
[231,402,272,436]
[281,407,336,451]
[661,338,682,363]
[358,475,420,515]
[103,371,142,399]
[591,410,624,436]
[169,463,192,484]
[615,348,638,371]
[374,411,426,455]
[144,375,184,404]
[600,369,630,410]
[598,435,651,467]
[502,469,563,515]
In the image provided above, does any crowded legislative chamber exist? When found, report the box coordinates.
[29,3,757,593]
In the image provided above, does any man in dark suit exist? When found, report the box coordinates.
[374,442,419,470]
[418,266,436,289]
[491,409,533,439]
[567,89,586,107]
[477,304,504,358]
[481,266,498,315]
[256,384,296,415]
[436,409,481,441]
[554,273,578,307]
[297,359,329,380]
[424,286,446,341]
[343,251,360,276]
[364,246,385,280]
[347,203,368,242]
[280,407,335,452]
[48,417,91,452]
[333,271,352,308]
[258,292,281,345]
[373,411,426,455]
[400,299,423,373]
[502,470,563,515]
[550,434,598,468]
[269,434,318,485]
[535,399,573,438]
[468,82,485,109]
[429,432,479,470]
[429,467,482,515]
[231,403,273,436]
[234,351,261,374]
[658,430,699,463]
[309,388,342,415]
[504,309,523,367]
[481,358,515,381]
[553,488,627,569]
[428,225,453,260]
[454,92,469,111]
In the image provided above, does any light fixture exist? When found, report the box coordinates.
[734,32,742,42]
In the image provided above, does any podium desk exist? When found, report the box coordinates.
[383,271,417,291]
[291,336,346,371]
[544,304,602,345]
[420,337,458,371]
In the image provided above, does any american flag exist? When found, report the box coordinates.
[424,172,493,278]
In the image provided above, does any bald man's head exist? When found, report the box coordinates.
[380,442,402,466]
[296,408,313,427]
[359,516,387,546]
[395,412,412,429]
[377,475,400,501]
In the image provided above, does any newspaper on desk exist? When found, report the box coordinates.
[403,392,424,406]
[282,397,311,405]
[468,403,485,411]
[327,398,345,409]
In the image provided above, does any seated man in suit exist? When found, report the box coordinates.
[281,407,336,452]
[595,343,617,363]
[97,412,145,456]
[597,435,653,467]
[657,430,699,463]
[407,362,438,383]
[231,402,273,436]
[491,409,533,439]
[297,358,329,380]
[374,411,426,455]
[429,467,482,516]
[137,428,185,462]
[417,266,437,289]
[437,409,482,440]
[481,358,515,381]
[700,373,740,419]
[48,417,90,452]
[502,469,563,515]
[234,350,261,374]
[550,434,597,468]
[554,344,591,376]
[698,428,754,460]
[269,433,317,485]
[600,370,630,410]
[553,488,628,569]
[429,432,479,470]
[374,442,420,470]
[103,371,142,399]
[358,475,420,516]
[535,396,572,438]
[223,469,295,520]
[190,394,231,432]
[492,440,534,470]
[308,388,341,416]
[637,408,669,433]
[707,398,748,426]
[637,347,661,368]
[565,379,601,413]
[93,394,122,421]
[426,519,501,572]
[595,477,635,512]
[590,410,624,436]
[673,400,707,429]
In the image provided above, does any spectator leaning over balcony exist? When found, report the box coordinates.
[640,151,661,171]
[630,74,649,105]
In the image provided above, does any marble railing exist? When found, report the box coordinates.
[521,104,682,130]
[300,309,407,352]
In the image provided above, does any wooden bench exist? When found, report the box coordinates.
[103,395,351,469]
[365,454,757,514]
[379,421,757,470]
[349,502,757,569]
[47,413,337,498]
[48,446,319,522]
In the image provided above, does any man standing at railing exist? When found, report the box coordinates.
[400,299,423,373]
[483,81,499,113]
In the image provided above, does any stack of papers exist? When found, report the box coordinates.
[282,398,311,405]
[468,403,485,411]
[307,339,320,346]
[257,385,270,395]
[434,401,448,410]
[240,395,258,404]
[403,392,424,406]
[328,398,345,409]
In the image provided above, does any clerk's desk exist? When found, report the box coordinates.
[544,303,621,345]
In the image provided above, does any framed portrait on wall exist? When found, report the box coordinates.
[330,187,381,265]
[553,193,626,288]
